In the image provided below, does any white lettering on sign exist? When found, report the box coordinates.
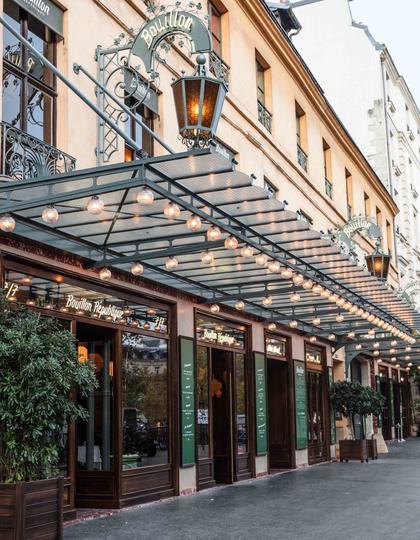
[203,328,236,347]
[65,294,124,322]
[140,12,193,50]
[21,0,50,16]
[342,217,372,238]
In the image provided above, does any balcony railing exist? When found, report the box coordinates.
[257,100,272,133]
[209,51,230,88]
[325,177,333,199]
[297,144,308,171]
[1,122,76,181]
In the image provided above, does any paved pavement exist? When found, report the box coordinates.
[65,439,420,540]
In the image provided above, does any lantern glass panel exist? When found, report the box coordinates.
[173,80,185,129]
[185,78,202,127]
[202,79,220,129]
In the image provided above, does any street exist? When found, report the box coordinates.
[65,439,420,540]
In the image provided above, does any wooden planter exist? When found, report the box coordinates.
[0,477,63,540]
[367,439,378,460]
[339,439,369,463]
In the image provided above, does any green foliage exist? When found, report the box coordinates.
[0,295,97,483]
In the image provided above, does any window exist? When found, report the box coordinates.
[122,333,169,470]
[364,192,371,218]
[296,102,308,171]
[345,169,353,219]
[209,1,222,56]
[323,140,332,198]
[256,53,272,132]
[386,220,392,253]
[264,177,278,199]
[2,0,56,144]
[376,207,383,247]
[235,353,247,454]
[124,103,154,160]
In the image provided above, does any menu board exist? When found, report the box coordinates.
[294,360,308,450]
[254,352,267,456]
[328,367,336,445]
[180,337,195,467]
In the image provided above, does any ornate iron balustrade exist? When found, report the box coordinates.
[325,177,333,199]
[257,100,272,133]
[1,122,76,181]
[297,143,308,171]
[209,51,230,88]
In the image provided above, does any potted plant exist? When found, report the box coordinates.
[329,380,383,463]
[0,295,96,539]
[358,385,384,460]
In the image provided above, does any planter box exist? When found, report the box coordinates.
[367,439,378,460]
[339,439,369,463]
[0,477,63,540]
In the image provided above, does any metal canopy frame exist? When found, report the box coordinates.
[1,148,420,365]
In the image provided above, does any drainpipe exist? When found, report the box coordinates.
[380,53,399,276]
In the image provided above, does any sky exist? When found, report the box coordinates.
[350,0,420,104]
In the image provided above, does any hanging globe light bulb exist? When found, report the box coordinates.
[328,334,336,341]
[336,313,344,323]
[312,283,323,295]
[293,273,304,285]
[0,213,16,232]
[224,235,239,250]
[164,201,181,220]
[268,322,277,331]
[289,320,298,328]
[255,253,268,266]
[186,214,202,231]
[290,292,300,302]
[356,344,362,350]
[309,336,317,343]
[373,341,380,348]
[267,260,281,273]
[165,256,178,270]
[99,267,112,281]
[348,331,356,338]
[235,299,245,310]
[207,225,222,241]
[136,187,154,206]
[312,317,321,326]
[131,262,144,276]
[42,205,59,224]
[262,295,273,306]
[241,244,254,258]
[210,304,220,313]
[87,195,104,215]
[303,279,313,290]
[201,251,214,264]
[281,267,293,279]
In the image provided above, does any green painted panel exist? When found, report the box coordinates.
[389,378,395,427]
[180,337,195,467]
[294,360,308,450]
[375,375,383,428]
[328,367,336,445]
[254,352,267,456]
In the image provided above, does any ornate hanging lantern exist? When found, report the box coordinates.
[365,244,391,281]
[172,55,227,148]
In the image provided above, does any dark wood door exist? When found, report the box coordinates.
[380,379,392,440]
[212,349,234,484]
[393,382,402,437]
[401,382,410,438]
[267,359,291,470]
[307,370,328,465]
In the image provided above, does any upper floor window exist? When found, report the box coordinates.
[386,220,393,254]
[209,1,222,56]
[296,102,308,171]
[345,169,353,219]
[376,206,383,247]
[2,0,56,144]
[364,192,371,218]
[256,53,272,133]
[264,177,278,199]
[323,139,332,199]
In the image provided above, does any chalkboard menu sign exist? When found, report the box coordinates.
[180,337,195,467]
[328,367,336,445]
[389,378,395,427]
[294,360,308,450]
[375,375,383,428]
[254,352,267,456]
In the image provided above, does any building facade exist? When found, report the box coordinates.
[292,0,420,309]
[0,0,418,521]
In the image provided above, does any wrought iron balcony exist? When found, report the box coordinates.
[1,122,76,181]
[297,144,308,171]
[209,51,230,88]
[325,177,333,199]
[257,100,272,133]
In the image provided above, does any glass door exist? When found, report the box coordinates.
[307,370,326,464]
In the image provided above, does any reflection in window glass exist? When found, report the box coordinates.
[235,353,247,454]
[2,70,21,127]
[3,7,21,65]
[197,346,209,458]
[27,84,53,141]
[122,333,169,469]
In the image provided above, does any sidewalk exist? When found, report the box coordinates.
[65,439,420,540]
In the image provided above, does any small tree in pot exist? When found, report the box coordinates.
[0,295,96,539]
[330,380,384,463]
